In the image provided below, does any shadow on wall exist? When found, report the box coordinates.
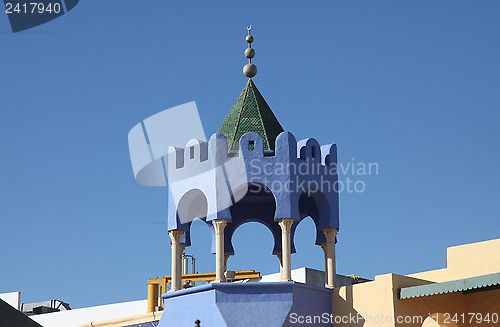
[332,286,365,327]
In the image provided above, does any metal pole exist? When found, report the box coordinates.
[182,254,189,275]
[191,257,196,286]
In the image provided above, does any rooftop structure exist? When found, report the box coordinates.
[164,27,339,294]
[127,26,340,326]
[123,26,500,327]
[22,299,71,316]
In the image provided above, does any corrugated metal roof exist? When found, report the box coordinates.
[399,272,500,299]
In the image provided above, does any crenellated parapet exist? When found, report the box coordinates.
[168,131,339,255]
[167,131,337,171]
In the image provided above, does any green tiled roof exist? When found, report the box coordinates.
[218,79,284,151]
[399,272,500,299]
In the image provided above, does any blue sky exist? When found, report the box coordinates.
[1,1,499,309]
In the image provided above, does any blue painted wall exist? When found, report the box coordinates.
[167,131,339,254]
[158,282,333,327]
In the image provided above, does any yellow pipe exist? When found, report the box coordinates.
[147,283,159,313]
[148,270,261,309]
[148,270,260,285]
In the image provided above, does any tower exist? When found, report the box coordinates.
[129,27,341,327]
[166,26,339,291]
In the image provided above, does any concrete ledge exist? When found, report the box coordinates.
[79,311,163,327]
[162,281,332,300]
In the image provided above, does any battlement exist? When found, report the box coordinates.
[167,130,339,242]
[167,131,337,171]
[168,139,209,169]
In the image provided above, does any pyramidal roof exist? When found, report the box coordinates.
[218,79,284,151]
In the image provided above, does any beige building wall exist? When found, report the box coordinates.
[408,238,500,282]
[333,273,432,327]
[333,238,500,327]
[333,274,396,327]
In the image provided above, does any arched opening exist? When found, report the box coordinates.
[422,315,441,327]
[175,188,208,246]
[176,189,208,225]
[226,183,280,255]
[229,222,277,275]
[292,216,324,272]
[295,190,331,247]
[298,190,331,233]
[291,190,332,284]
[173,189,214,287]
[422,313,459,327]
[230,182,276,221]
[223,183,280,275]
[185,218,215,281]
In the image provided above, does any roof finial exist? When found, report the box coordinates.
[243,25,257,78]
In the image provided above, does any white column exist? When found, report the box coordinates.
[323,228,338,288]
[212,219,227,283]
[224,253,230,272]
[168,230,184,292]
[279,219,294,281]
[276,252,283,280]
[182,254,188,275]
[321,243,327,286]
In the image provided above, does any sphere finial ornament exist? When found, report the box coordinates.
[243,25,257,78]
[245,48,255,59]
[243,63,257,78]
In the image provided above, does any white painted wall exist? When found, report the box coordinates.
[30,299,148,327]
[0,291,21,310]
[260,267,308,283]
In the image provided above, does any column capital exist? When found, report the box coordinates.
[169,230,184,244]
[323,228,338,243]
[212,219,228,235]
[278,218,294,234]
[320,242,327,253]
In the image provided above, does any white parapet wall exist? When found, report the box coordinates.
[260,267,308,283]
[259,267,358,288]
[0,291,21,310]
[29,299,148,327]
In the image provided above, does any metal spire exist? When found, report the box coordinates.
[243,25,257,78]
